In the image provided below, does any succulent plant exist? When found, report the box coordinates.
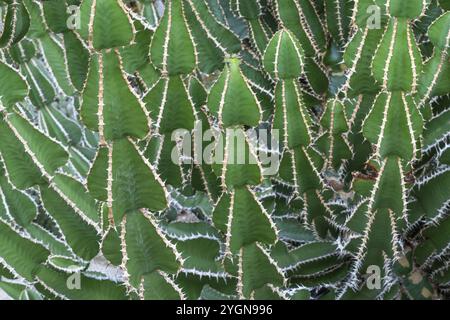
[0,0,449,300]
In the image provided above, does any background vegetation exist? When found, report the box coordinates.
[0,0,449,300]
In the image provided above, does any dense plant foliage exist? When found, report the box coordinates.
[0,0,449,300]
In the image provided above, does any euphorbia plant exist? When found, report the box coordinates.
[0,0,449,300]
